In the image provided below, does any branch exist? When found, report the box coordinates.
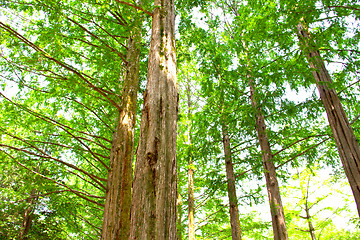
[114,0,153,16]
[275,137,330,169]
[272,134,327,157]
[0,140,107,190]
[66,17,127,63]
[320,48,360,55]
[0,21,121,111]
[325,5,360,12]
[1,150,105,207]
[0,92,110,170]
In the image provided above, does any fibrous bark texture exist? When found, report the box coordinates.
[222,125,242,240]
[297,21,360,217]
[101,28,141,240]
[249,83,288,240]
[129,0,178,239]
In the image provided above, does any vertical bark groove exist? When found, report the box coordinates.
[222,125,242,240]
[297,21,360,217]
[129,0,178,238]
[101,26,141,240]
[249,82,289,240]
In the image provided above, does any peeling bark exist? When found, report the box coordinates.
[297,21,360,217]
[129,0,178,239]
[101,27,141,240]
[249,82,288,240]
[221,125,242,240]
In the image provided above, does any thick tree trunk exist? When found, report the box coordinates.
[297,21,360,217]
[129,0,178,239]
[249,83,288,240]
[18,189,37,240]
[101,28,141,240]
[221,125,242,240]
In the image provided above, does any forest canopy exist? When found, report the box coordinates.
[0,0,360,239]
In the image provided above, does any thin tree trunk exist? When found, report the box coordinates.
[176,192,183,240]
[303,177,316,240]
[305,205,316,240]
[101,27,141,240]
[18,189,37,240]
[129,0,178,238]
[188,150,195,240]
[297,21,360,217]
[186,79,196,240]
[221,125,242,240]
[249,82,288,240]
[187,147,195,240]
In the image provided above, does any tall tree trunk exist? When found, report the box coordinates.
[188,150,195,240]
[176,192,183,240]
[18,189,37,240]
[129,0,178,239]
[249,82,288,240]
[297,21,360,217]
[101,27,141,240]
[221,125,242,240]
[186,79,196,240]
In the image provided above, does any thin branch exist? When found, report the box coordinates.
[114,0,153,16]
[0,21,121,111]
[273,134,327,157]
[0,92,111,169]
[275,137,330,169]
[325,5,360,12]
[1,150,105,207]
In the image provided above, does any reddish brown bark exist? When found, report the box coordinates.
[129,0,178,239]
[249,83,288,240]
[221,125,242,240]
[297,21,360,217]
[101,27,141,240]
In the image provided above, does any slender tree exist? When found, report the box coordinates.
[221,124,242,240]
[297,20,360,217]
[101,25,142,239]
[186,79,196,240]
[249,79,289,240]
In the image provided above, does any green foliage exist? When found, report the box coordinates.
[1,0,360,239]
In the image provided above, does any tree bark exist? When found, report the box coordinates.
[129,0,178,239]
[18,189,37,240]
[305,206,316,240]
[297,21,360,217]
[176,192,183,240]
[221,125,242,240]
[249,83,288,240]
[188,148,195,240]
[186,79,196,240]
[101,27,141,240]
